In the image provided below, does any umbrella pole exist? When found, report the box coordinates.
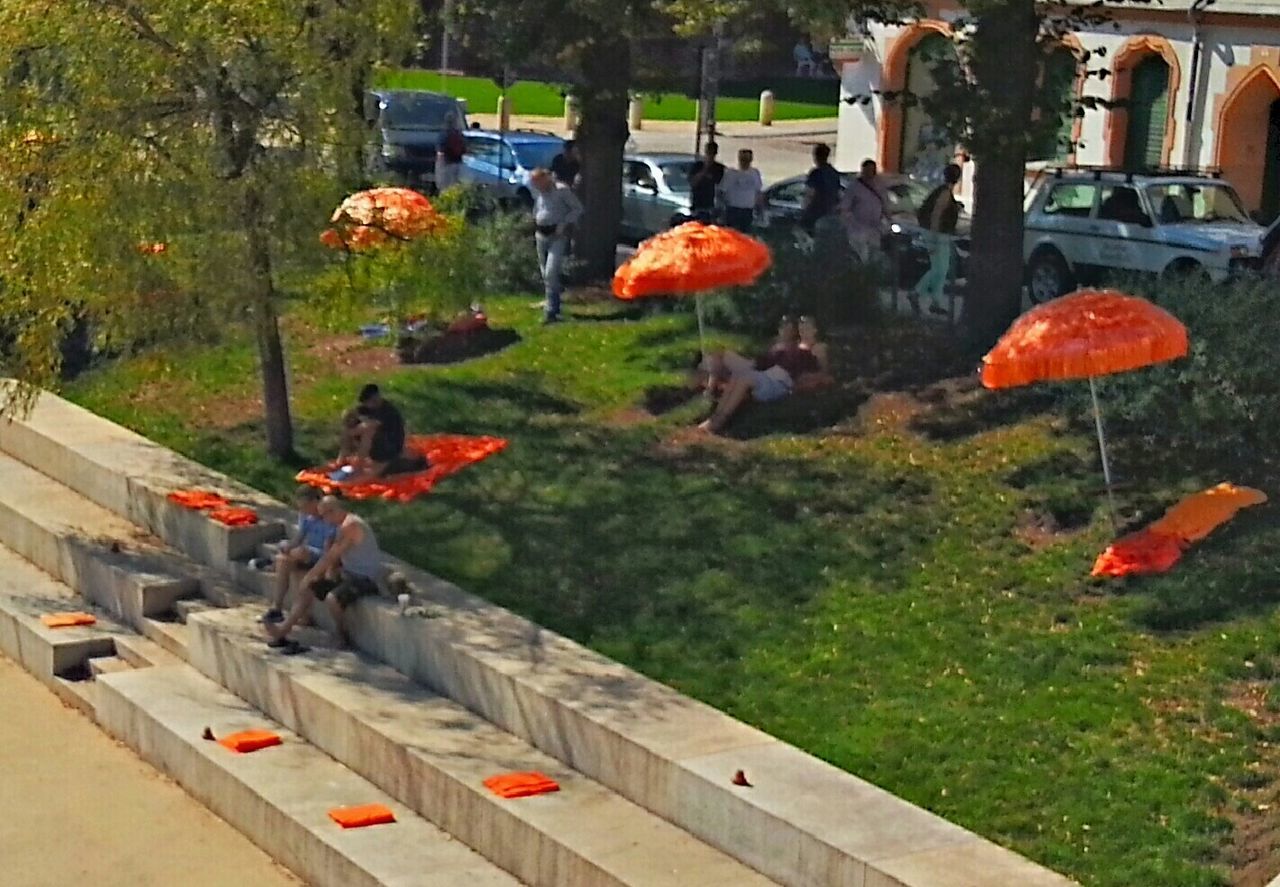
[1089,376,1118,526]
[695,293,707,359]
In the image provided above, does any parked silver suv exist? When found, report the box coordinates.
[1023,168,1266,302]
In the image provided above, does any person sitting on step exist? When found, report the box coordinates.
[337,383,426,480]
[264,496,384,651]
[262,486,337,625]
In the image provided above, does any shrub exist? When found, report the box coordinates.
[703,226,881,335]
[1090,275,1280,476]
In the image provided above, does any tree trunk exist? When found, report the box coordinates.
[242,186,295,460]
[960,0,1038,348]
[575,36,632,280]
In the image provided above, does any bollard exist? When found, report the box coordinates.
[628,96,644,132]
[759,90,776,126]
[564,95,580,133]
[496,95,511,131]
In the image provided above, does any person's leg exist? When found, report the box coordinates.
[913,233,944,309]
[266,582,317,642]
[536,234,551,311]
[269,547,305,613]
[921,235,952,313]
[325,593,350,649]
[543,236,568,321]
[699,375,753,433]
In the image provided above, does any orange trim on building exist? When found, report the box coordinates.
[1103,34,1182,168]
[878,20,954,173]
[1214,48,1280,210]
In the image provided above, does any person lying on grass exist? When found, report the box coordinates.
[694,316,832,434]
[337,383,427,480]
[262,486,337,626]
[264,495,384,651]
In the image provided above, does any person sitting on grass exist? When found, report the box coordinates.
[696,316,826,434]
[264,496,384,651]
[337,383,426,480]
[262,486,337,626]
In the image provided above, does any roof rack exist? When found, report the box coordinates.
[1048,164,1224,182]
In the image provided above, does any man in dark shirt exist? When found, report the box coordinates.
[800,143,842,234]
[550,140,581,187]
[339,383,422,478]
[687,141,725,222]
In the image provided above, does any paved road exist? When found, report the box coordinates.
[470,114,833,186]
[0,655,300,887]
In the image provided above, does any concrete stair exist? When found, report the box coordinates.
[187,605,774,887]
[0,388,1079,887]
[96,665,522,887]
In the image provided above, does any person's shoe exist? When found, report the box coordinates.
[262,608,284,624]
[928,303,949,317]
[266,636,291,648]
[250,556,273,571]
[541,315,561,326]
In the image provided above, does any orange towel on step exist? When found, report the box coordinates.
[217,729,282,754]
[40,611,96,628]
[208,506,259,527]
[167,490,230,510]
[296,434,508,503]
[328,804,396,829]
[483,771,561,799]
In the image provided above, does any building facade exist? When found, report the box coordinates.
[835,0,1280,221]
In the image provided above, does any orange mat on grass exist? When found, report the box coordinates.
[167,490,229,510]
[217,729,282,754]
[483,771,560,799]
[1092,483,1267,578]
[297,435,508,503]
[328,804,396,829]
[40,611,96,628]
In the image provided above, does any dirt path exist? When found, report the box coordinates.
[0,655,301,887]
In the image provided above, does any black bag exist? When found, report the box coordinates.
[917,185,960,234]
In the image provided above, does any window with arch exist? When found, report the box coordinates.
[901,32,958,180]
[1031,46,1080,162]
[1124,55,1171,170]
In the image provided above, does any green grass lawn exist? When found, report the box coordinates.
[376,71,839,121]
[66,295,1280,887]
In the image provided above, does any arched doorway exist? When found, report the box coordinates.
[900,32,958,180]
[1123,56,1170,170]
[1216,65,1280,217]
[878,22,955,174]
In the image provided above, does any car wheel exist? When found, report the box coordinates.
[1162,258,1210,285]
[1026,249,1073,304]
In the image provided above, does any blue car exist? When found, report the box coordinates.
[459,130,566,206]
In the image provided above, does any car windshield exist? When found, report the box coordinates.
[660,162,696,192]
[381,95,455,130]
[885,180,933,214]
[1146,183,1250,225]
[512,141,563,170]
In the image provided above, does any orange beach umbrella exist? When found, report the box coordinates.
[612,222,772,353]
[322,187,445,251]
[982,289,1189,512]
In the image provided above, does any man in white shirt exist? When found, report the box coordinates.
[721,149,764,233]
[840,158,889,264]
[530,168,584,324]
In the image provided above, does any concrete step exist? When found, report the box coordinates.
[114,633,186,669]
[0,451,199,625]
[95,664,523,887]
[89,654,134,677]
[175,598,215,624]
[142,616,191,659]
[0,387,287,565]
[187,605,776,887]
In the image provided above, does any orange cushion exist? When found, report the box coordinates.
[217,729,283,754]
[328,803,396,828]
[208,507,259,527]
[167,490,230,510]
[297,434,508,503]
[483,771,561,799]
[40,611,96,628]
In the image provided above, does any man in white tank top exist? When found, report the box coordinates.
[266,496,384,650]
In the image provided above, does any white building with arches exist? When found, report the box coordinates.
[835,0,1280,222]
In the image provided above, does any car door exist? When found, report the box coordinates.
[1091,184,1150,273]
[764,180,808,228]
[460,135,498,189]
[622,160,663,236]
[1032,182,1099,271]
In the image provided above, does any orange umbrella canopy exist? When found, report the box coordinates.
[612,222,772,299]
[322,187,445,251]
[981,289,1188,389]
